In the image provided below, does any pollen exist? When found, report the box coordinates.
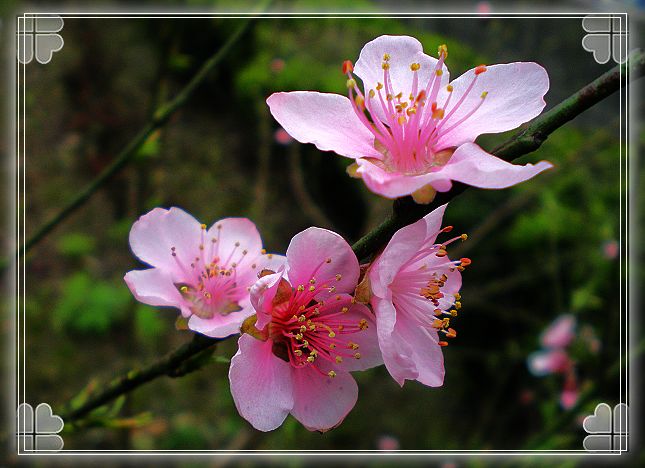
[475,64,487,75]
[297,285,305,292]
[346,78,357,89]
[446,84,454,92]
[481,91,488,99]
[438,44,448,58]
[180,286,188,293]
[358,319,369,330]
[383,53,390,61]
[294,349,303,357]
[200,224,207,230]
[432,108,445,119]
[376,82,383,90]
[341,307,349,313]
[309,285,316,292]
[307,355,315,363]
[369,89,376,98]
[328,331,336,338]
[353,352,361,359]
[335,356,343,363]
[410,62,421,71]
[382,62,390,70]
[328,370,336,378]
[335,274,342,281]
[342,59,353,74]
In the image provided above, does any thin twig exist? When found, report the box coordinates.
[56,48,644,425]
[16,10,267,262]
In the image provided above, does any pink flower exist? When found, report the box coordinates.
[274,128,294,145]
[540,314,576,349]
[560,371,579,409]
[367,204,466,386]
[229,227,382,432]
[124,207,285,338]
[527,349,573,376]
[267,35,553,201]
[377,435,400,451]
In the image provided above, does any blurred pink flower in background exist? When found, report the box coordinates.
[267,35,552,202]
[476,1,492,16]
[377,434,400,450]
[367,204,467,386]
[124,207,285,338]
[229,227,382,432]
[602,239,619,260]
[527,314,580,409]
[274,127,294,145]
[270,57,285,73]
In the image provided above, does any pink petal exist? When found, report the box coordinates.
[250,271,287,329]
[438,143,553,189]
[540,314,576,349]
[420,203,448,244]
[290,365,358,432]
[435,62,549,149]
[205,218,263,269]
[354,35,450,112]
[369,218,426,298]
[527,349,572,376]
[124,268,188,313]
[187,297,254,338]
[374,298,444,387]
[266,91,381,159]
[128,207,202,272]
[330,300,383,372]
[229,334,294,432]
[356,158,453,199]
[285,227,359,296]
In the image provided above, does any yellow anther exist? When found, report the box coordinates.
[309,285,316,292]
[328,370,336,378]
[298,305,305,311]
[302,340,309,347]
[348,342,359,350]
[447,84,454,92]
[341,307,349,313]
[382,62,390,70]
[310,349,318,357]
[335,274,342,281]
[461,233,468,240]
[386,93,393,101]
[329,331,336,338]
[335,356,343,363]
[406,107,417,116]
[294,349,303,357]
[432,108,445,120]
[200,224,207,230]
[300,325,307,333]
[297,285,305,292]
[436,249,448,257]
[358,319,368,330]
[180,286,189,293]
[410,62,421,71]
[267,254,273,259]
[481,91,488,99]
[354,352,361,359]
[450,310,458,317]
[455,301,462,309]
[397,115,406,125]
[368,89,376,98]
[376,82,383,91]
[435,69,443,76]
[395,92,403,99]
[383,53,390,61]
[330,343,336,349]
[295,333,303,340]
[455,293,461,300]
[438,44,448,58]
[261,249,266,254]
[307,355,315,363]
[346,78,356,88]
[298,315,306,322]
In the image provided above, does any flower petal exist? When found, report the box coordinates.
[373,298,416,383]
[438,143,553,189]
[128,207,202,271]
[229,334,294,432]
[540,314,576,349]
[356,158,453,199]
[250,271,287,329]
[435,62,549,148]
[290,366,358,432]
[328,299,382,372]
[267,91,381,159]
[527,349,572,376]
[206,218,263,270]
[369,218,426,298]
[286,227,359,296]
[188,297,253,338]
[124,268,187,312]
[354,35,449,109]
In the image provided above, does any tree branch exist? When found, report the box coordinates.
[16,10,266,261]
[57,49,644,425]
[351,49,644,261]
